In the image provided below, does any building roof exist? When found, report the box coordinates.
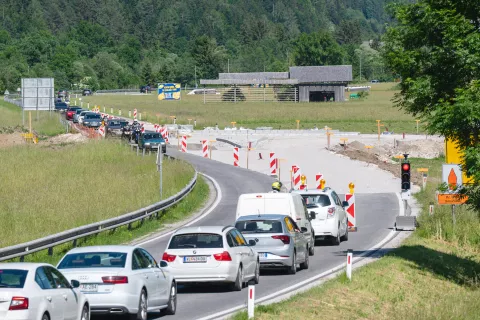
[200,79,298,85]
[289,66,352,83]
[218,72,289,80]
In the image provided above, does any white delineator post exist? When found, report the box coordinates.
[269,152,277,175]
[233,147,239,166]
[247,283,255,319]
[346,249,353,280]
[315,173,323,189]
[202,140,209,158]
[181,136,187,152]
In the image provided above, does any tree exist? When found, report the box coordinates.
[383,0,480,211]
[292,31,345,66]
[191,36,226,79]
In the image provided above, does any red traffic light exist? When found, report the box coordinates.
[402,163,410,171]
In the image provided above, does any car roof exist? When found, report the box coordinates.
[291,189,333,195]
[236,214,289,221]
[0,262,53,270]
[144,130,160,134]
[174,226,231,235]
[65,245,136,254]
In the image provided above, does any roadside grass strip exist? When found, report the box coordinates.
[0,139,196,247]
[0,99,65,136]
[80,83,420,134]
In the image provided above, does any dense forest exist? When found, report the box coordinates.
[0,0,394,91]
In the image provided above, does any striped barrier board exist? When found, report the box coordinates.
[345,194,357,231]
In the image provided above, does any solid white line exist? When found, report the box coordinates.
[139,173,222,246]
[197,230,399,320]
[396,192,404,216]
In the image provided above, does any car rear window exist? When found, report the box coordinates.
[302,195,331,207]
[0,269,28,288]
[235,220,283,234]
[57,252,127,269]
[168,233,223,249]
[144,133,162,140]
[85,114,101,119]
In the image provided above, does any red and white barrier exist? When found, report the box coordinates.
[181,136,187,152]
[98,125,105,137]
[269,152,277,175]
[133,108,137,120]
[161,126,169,144]
[140,124,145,133]
[345,194,357,231]
[293,167,301,190]
[202,140,209,158]
[233,147,239,166]
[315,174,323,189]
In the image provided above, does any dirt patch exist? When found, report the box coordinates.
[0,134,26,148]
[43,133,89,145]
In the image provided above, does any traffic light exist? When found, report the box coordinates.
[401,162,411,190]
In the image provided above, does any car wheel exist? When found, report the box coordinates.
[130,289,148,320]
[254,260,260,284]
[42,313,50,320]
[231,265,243,291]
[300,246,310,270]
[162,282,177,315]
[81,304,89,320]
[341,221,349,241]
[309,238,315,256]
[331,232,341,246]
[288,251,297,274]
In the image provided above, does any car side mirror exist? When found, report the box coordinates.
[70,280,80,288]
[342,201,349,208]
[309,211,316,220]
[301,227,308,233]
[248,239,256,246]
[159,260,168,268]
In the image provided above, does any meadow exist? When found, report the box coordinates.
[79,83,421,134]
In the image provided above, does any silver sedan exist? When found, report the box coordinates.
[235,214,310,274]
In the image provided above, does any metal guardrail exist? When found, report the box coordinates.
[3,95,22,107]
[0,169,197,262]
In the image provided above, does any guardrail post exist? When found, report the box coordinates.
[20,256,24,262]
[72,239,77,248]
[128,223,132,230]
[142,148,146,157]
[247,280,255,319]
[136,146,139,156]
[48,247,53,256]
[346,249,353,280]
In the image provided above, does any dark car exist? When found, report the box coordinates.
[57,89,68,98]
[140,85,151,93]
[54,102,68,112]
[65,106,82,120]
[82,89,93,96]
[139,131,166,153]
[82,113,102,128]
[105,119,129,136]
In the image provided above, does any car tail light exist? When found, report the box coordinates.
[9,297,29,310]
[213,251,232,261]
[102,276,128,284]
[327,207,336,218]
[162,252,176,262]
[272,235,290,244]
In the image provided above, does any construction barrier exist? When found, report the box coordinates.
[181,136,187,152]
[316,174,323,189]
[234,147,239,167]
[269,152,277,175]
[133,108,137,120]
[345,193,357,231]
[98,125,105,137]
[140,124,145,133]
[202,140,209,158]
[293,166,301,190]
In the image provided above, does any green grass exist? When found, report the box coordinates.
[0,99,65,136]
[79,83,420,134]
[232,156,480,320]
[0,140,197,247]
[12,175,209,265]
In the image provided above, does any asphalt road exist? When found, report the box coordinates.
[136,149,400,320]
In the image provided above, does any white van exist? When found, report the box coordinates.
[236,193,315,256]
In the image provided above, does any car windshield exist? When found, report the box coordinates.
[302,195,331,207]
[75,109,84,114]
[56,103,67,106]
[0,269,28,288]
[109,121,121,126]
[235,220,283,234]
[143,133,162,140]
[168,233,223,249]
[58,252,128,269]
[85,114,101,119]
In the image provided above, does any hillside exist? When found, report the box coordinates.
[0,0,393,90]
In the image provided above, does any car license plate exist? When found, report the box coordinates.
[80,284,98,292]
[184,256,208,263]
[259,253,268,258]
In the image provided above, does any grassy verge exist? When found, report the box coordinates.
[0,99,65,136]
[14,175,209,265]
[79,83,420,134]
[232,157,480,320]
[0,140,196,247]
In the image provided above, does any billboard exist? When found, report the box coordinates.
[21,78,55,111]
[158,83,181,100]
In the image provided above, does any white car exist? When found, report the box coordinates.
[57,245,176,319]
[293,188,349,245]
[77,111,91,125]
[162,226,260,291]
[0,262,90,320]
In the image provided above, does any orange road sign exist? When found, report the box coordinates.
[437,194,468,205]
[445,138,474,183]
[417,168,429,172]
